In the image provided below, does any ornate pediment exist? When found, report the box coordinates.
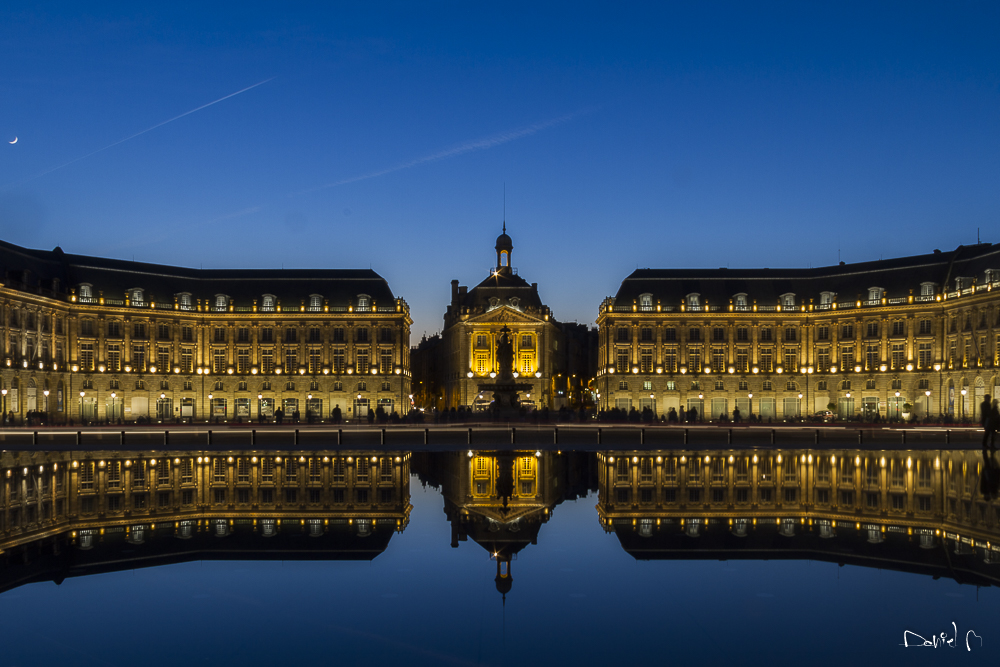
[470,306,543,324]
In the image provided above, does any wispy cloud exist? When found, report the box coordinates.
[298,109,591,195]
[4,78,274,188]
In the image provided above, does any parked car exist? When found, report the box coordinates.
[812,410,834,422]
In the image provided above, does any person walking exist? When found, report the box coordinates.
[982,394,994,448]
[986,398,1000,450]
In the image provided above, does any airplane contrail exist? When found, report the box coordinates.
[298,108,592,194]
[6,77,273,187]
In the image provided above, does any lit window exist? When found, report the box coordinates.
[639,293,653,311]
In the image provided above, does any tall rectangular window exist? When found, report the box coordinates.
[356,349,369,374]
[891,344,905,369]
[840,346,854,370]
[78,342,94,371]
[866,344,880,370]
[759,348,772,373]
[784,348,798,372]
[213,348,227,374]
[132,344,146,371]
[817,348,830,372]
[157,346,170,371]
[284,349,297,371]
[310,347,323,374]
[237,348,250,373]
[379,348,393,374]
[181,347,193,373]
[616,347,630,373]
[106,344,121,372]
[917,343,931,368]
[520,354,532,374]
[712,347,726,372]
[663,347,677,372]
[688,347,701,372]
[332,349,345,373]
[736,347,748,372]
[261,348,274,374]
[640,348,653,373]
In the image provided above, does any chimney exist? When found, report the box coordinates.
[451,279,459,305]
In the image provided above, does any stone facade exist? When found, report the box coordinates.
[597,244,1000,422]
[0,240,412,424]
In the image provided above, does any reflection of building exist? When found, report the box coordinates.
[597,447,1000,586]
[437,227,565,411]
[0,448,411,593]
[0,239,411,424]
[597,243,1000,421]
[414,450,595,598]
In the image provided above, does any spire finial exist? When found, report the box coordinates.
[503,221,506,234]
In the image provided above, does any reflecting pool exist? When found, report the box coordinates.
[2,446,998,665]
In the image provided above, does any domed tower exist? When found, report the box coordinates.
[495,223,513,274]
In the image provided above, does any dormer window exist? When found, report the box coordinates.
[818,291,835,306]
[356,294,371,312]
[488,297,500,309]
[639,293,653,311]
[130,288,144,305]
[79,284,93,300]
[261,294,276,312]
[177,293,193,310]
[780,293,795,309]
[686,293,701,310]
[733,293,748,309]
[867,287,884,301]
[508,297,521,309]
[955,277,972,291]
[985,270,998,284]
[309,294,323,311]
[920,282,935,297]
[214,294,229,310]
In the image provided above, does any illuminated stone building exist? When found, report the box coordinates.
[0,239,411,423]
[597,243,1000,421]
[0,448,411,592]
[439,226,564,410]
[414,450,595,598]
[596,447,1000,585]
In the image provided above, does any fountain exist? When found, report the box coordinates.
[479,325,533,419]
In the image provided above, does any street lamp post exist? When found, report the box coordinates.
[925,389,932,420]
[1,388,7,425]
[960,388,967,423]
[748,392,753,421]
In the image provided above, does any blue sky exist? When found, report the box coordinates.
[1,2,998,337]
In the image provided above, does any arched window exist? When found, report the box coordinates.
[309,294,323,311]
[177,293,193,310]
[819,291,836,305]
[130,288,144,304]
[920,282,935,297]
[639,293,653,311]
[79,284,93,300]
[868,287,884,301]
[356,295,371,312]
[261,294,276,312]
[214,294,229,309]
[686,293,701,310]
[733,293,748,309]
[781,293,795,308]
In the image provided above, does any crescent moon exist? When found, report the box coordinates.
[8,137,16,144]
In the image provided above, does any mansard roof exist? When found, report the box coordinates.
[611,243,1000,308]
[0,239,397,308]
